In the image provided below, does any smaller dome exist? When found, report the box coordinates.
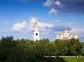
[56,34,60,39]
[73,34,78,39]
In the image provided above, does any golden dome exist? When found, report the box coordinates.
[63,28,68,33]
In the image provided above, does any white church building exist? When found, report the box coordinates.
[33,18,40,41]
[56,29,78,40]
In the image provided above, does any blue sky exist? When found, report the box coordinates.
[0,0,84,41]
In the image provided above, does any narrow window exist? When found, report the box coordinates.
[36,33,38,36]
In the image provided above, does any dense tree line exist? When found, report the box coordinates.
[0,36,84,62]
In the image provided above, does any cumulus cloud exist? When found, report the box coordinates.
[12,21,27,32]
[43,0,61,14]
[55,0,61,6]
[43,0,53,7]
[43,0,61,7]
[70,28,84,35]
[12,17,74,33]
[12,17,55,32]
[49,8,57,14]
[43,0,84,14]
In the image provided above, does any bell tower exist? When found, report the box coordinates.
[33,18,40,41]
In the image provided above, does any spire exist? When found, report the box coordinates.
[33,18,39,31]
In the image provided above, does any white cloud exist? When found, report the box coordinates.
[43,0,61,7]
[70,28,84,34]
[49,8,57,14]
[55,0,61,6]
[12,17,54,32]
[12,21,27,32]
[43,0,52,7]
[43,0,61,14]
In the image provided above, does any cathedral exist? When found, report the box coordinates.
[56,29,78,40]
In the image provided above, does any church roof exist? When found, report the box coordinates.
[63,28,69,33]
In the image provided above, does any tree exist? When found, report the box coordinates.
[81,42,84,56]
[0,36,17,61]
[68,38,81,56]
[54,40,69,56]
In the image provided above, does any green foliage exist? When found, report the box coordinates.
[54,38,82,56]
[81,42,84,56]
[68,38,81,56]
[0,36,84,62]
[54,40,69,56]
[64,57,84,62]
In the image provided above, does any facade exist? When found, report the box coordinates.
[56,29,78,40]
[33,18,40,41]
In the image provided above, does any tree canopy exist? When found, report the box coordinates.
[0,36,83,62]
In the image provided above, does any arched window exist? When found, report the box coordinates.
[36,33,38,36]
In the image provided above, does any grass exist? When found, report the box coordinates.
[63,57,84,62]
[45,56,84,62]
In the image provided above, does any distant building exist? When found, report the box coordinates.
[33,18,40,41]
[56,29,78,40]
